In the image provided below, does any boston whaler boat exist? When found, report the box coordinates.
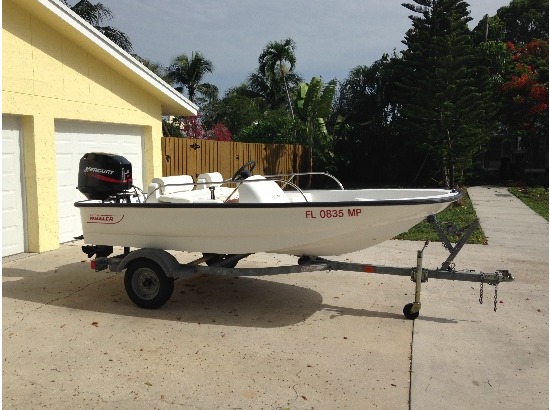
[75,153,513,316]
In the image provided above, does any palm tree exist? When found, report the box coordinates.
[258,38,298,118]
[245,69,302,112]
[133,55,165,78]
[166,52,214,102]
[63,0,133,52]
[295,77,337,187]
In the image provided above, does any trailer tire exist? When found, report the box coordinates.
[403,303,420,320]
[124,259,174,309]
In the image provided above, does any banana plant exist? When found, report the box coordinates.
[295,77,337,187]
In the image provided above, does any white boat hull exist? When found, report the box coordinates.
[76,188,459,256]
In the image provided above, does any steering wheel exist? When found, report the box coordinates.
[231,160,256,181]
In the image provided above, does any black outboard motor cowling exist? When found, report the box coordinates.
[77,153,132,200]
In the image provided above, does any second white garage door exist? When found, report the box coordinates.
[2,115,26,256]
[55,120,144,243]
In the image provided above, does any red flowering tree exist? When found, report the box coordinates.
[171,115,231,141]
[179,115,206,139]
[206,123,232,141]
[501,40,548,163]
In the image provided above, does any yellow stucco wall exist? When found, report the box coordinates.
[2,0,164,252]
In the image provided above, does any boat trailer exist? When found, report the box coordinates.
[84,215,514,319]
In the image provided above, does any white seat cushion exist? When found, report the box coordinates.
[158,194,223,204]
[158,187,238,203]
[196,172,224,189]
[152,175,194,195]
[238,175,289,203]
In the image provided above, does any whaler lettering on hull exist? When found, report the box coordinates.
[88,214,124,224]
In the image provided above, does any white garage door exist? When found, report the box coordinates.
[55,120,144,243]
[2,115,26,256]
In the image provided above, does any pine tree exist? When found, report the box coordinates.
[396,0,497,187]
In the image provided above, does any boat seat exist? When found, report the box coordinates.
[152,175,194,194]
[238,175,290,203]
[158,187,236,203]
[158,194,224,204]
[146,175,195,203]
[147,173,240,204]
[196,172,224,189]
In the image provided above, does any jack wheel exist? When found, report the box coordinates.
[124,260,174,309]
[403,303,420,320]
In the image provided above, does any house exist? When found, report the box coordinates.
[2,0,197,256]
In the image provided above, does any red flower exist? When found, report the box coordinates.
[210,123,232,141]
[529,84,548,102]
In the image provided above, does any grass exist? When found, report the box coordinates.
[395,189,487,244]
[508,186,549,220]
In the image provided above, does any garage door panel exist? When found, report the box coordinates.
[3,153,17,172]
[55,121,143,243]
[2,115,26,256]
[3,192,18,210]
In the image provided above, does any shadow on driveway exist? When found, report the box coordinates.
[3,259,457,326]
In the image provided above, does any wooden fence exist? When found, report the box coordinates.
[161,137,305,179]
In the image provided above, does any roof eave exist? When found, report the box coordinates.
[18,0,198,117]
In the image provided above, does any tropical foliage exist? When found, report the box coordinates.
[295,77,337,182]
[330,56,400,184]
[164,52,227,140]
[500,40,548,162]
[166,52,215,103]
[234,110,302,144]
[68,0,548,186]
[494,0,549,43]
[258,38,300,118]
[63,0,132,52]
[396,0,497,187]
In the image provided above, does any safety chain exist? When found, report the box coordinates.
[479,273,499,312]
[479,273,484,304]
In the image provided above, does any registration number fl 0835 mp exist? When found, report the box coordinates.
[305,208,362,219]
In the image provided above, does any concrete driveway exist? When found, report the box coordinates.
[3,186,548,409]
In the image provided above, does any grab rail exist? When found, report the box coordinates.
[144,171,345,203]
[266,172,345,190]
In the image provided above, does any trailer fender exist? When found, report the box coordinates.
[117,249,196,279]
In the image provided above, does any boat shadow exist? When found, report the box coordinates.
[2,262,457,327]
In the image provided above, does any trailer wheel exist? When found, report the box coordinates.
[124,260,174,309]
[403,303,420,320]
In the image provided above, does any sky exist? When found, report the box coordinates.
[92,0,509,96]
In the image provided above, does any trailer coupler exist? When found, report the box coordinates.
[402,241,514,318]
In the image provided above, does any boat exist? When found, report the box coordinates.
[73,154,515,316]
[75,153,461,257]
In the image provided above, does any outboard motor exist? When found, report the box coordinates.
[77,152,132,200]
